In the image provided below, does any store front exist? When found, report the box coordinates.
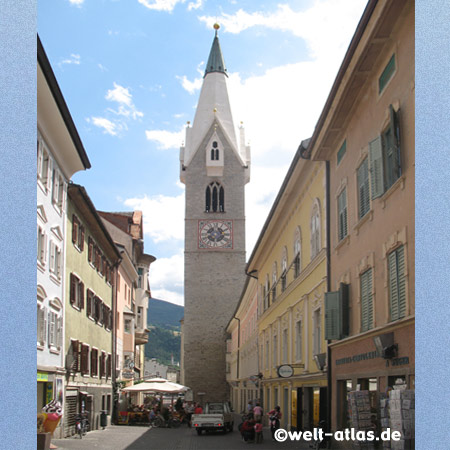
[330,319,414,431]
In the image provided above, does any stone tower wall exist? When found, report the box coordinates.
[183,126,247,403]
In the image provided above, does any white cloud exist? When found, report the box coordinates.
[59,53,80,66]
[198,0,366,59]
[68,0,84,6]
[105,82,144,120]
[98,63,108,72]
[124,192,185,242]
[137,0,185,12]
[187,0,202,11]
[145,127,185,150]
[176,74,203,95]
[148,252,185,306]
[86,117,120,136]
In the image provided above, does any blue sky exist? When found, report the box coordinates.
[38,0,367,306]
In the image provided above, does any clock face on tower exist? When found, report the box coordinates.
[198,220,233,249]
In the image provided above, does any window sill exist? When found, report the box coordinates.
[49,348,61,355]
[380,175,406,208]
[71,304,81,312]
[37,179,49,195]
[335,235,350,252]
[52,202,63,216]
[37,262,46,273]
[353,210,373,235]
[37,344,45,351]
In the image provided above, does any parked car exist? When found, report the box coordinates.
[192,402,234,435]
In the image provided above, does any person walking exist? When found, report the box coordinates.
[254,419,263,444]
[268,406,282,440]
[253,402,263,422]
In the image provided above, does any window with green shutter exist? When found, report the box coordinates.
[325,291,340,340]
[378,54,396,94]
[368,106,402,198]
[337,140,346,165]
[357,158,370,218]
[388,245,406,321]
[360,269,373,332]
[338,187,348,240]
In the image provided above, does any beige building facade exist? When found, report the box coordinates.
[307,0,414,432]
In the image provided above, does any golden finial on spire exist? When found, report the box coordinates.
[213,23,220,36]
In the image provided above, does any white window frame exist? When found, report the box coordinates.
[37,225,47,267]
[313,308,321,356]
[310,199,321,260]
[293,227,301,277]
[295,320,302,362]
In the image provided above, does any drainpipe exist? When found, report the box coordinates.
[111,261,120,424]
[325,159,332,436]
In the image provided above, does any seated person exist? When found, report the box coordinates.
[240,418,255,442]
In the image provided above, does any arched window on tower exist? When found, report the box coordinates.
[211,149,215,160]
[210,141,220,161]
[205,182,225,212]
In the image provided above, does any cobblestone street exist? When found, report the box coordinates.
[51,424,313,450]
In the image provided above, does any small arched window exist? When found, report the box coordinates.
[211,141,220,161]
[310,199,321,260]
[293,227,301,278]
[205,182,225,212]
[272,262,278,302]
[281,247,288,292]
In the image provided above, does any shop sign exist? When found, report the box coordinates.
[335,350,379,366]
[122,370,134,379]
[37,371,48,382]
[386,357,409,367]
[278,364,294,378]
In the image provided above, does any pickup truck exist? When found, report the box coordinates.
[192,402,234,435]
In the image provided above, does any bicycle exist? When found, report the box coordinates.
[75,412,89,438]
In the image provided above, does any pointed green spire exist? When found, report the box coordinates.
[204,23,227,78]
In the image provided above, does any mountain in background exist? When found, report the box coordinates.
[147,297,184,330]
[145,298,184,365]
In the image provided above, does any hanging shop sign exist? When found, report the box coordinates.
[278,364,294,378]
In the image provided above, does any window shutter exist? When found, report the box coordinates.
[86,290,92,317]
[46,158,52,192]
[81,344,89,375]
[389,105,401,179]
[325,291,340,340]
[38,306,46,345]
[72,340,79,372]
[91,349,96,376]
[70,274,76,304]
[56,248,62,278]
[56,316,62,350]
[361,269,373,332]
[369,137,384,199]
[107,354,112,378]
[49,241,55,273]
[47,311,54,348]
[72,215,77,244]
[88,238,93,263]
[397,246,406,319]
[79,226,85,251]
[80,282,85,309]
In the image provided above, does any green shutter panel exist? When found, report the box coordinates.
[389,105,401,179]
[325,291,340,340]
[388,251,399,321]
[369,137,384,199]
[367,270,373,329]
[397,246,406,319]
[361,272,368,331]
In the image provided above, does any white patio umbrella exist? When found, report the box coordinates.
[121,379,189,394]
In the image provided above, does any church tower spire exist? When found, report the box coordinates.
[180,24,250,182]
[180,25,250,403]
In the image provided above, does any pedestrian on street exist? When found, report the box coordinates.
[194,403,203,414]
[254,419,263,444]
[247,400,253,416]
[253,402,263,422]
[268,406,282,440]
[241,417,255,443]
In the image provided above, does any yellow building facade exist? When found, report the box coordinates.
[247,147,327,431]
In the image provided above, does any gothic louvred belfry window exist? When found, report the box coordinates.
[205,181,225,212]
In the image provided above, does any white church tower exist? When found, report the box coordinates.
[180,24,250,403]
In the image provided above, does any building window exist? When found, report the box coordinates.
[138,267,143,289]
[37,225,47,266]
[337,140,346,165]
[388,245,406,321]
[293,228,301,278]
[369,105,401,198]
[337,187,348,241]
[313,309,321,355]
[37,136,50,190]
[310,200,321,259]
[124,318,132,334]
[69,273,84,310]
[264,276,270,310]
[81,344,90,375]
[271,263,277,302]
[295,320,302,361]
[137,306,143,329]
[210,142,220,161]
[281,248,287,292]
[100,351,106,378]
[282,328,288,364]
[72,215,85,251]
[37,296,47,347]
[360,269,373,332]
[272,335,278,367]
[91,348,99,377]
[265,339,269,370]
[51,169,65,211]
[47,304,62,352]
[49,241,62,280]
[205,182,225,212]
[378,54,396,94]
[357,159,370,219]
